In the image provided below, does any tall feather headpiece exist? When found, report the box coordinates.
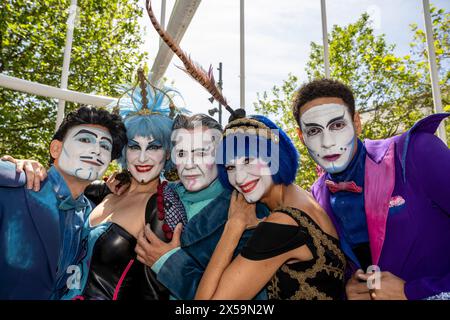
[112,67,190,119]
[145,0,241,120]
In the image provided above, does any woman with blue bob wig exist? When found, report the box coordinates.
[195,114,347,300]
[216,115,299,193]
[61,68,188,300]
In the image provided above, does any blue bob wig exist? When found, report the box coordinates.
[217,115,299,190]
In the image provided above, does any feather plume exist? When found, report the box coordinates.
[145,0,236,117]
[110,69,190,120]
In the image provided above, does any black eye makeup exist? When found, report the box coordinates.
[306,127,323,136]
[100,142,112,152]
[78,137,92,143]
[329,120,347,131]
[147,141,163,150]
[127,143,141,151]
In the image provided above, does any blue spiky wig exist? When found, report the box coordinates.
[217,115,299,190]
[118,114,174,171]
[112,72,190,171]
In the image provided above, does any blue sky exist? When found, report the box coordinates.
[140,0,449,122]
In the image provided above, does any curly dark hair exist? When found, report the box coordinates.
[50,106,127,164]
[292,79,355,127]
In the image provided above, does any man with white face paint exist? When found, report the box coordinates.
[293,79,450,300]
[0,106,126,299]
[58,125,113,181]
[173,125,219,192]
[135,114,269,300]
[300,103,358,174]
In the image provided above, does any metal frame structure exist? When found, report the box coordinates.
[240,0,245,109]
[1,0,202,127]
[422,0,447,142]
[150,0,202,84]
[0,0,447,144]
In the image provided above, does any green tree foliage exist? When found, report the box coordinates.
[0,0,147,164]
[255,7,449,190]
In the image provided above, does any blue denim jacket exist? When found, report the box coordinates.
[0,162,91,299]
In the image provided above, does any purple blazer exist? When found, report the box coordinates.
[311,113,450,300]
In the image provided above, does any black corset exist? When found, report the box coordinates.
[82,194,170,300]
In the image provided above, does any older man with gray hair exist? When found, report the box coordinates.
[135,113,269,300]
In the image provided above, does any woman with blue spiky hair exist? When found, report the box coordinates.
[195,113,347,300]
[61,68,189,300]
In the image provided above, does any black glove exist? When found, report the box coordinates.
[84,181,112,206]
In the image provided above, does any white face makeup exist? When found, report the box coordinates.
[126,136,166,184]
[226,157,273,203]
[58,125,112,181]
[300,103,356,174]
[172,128,219,192]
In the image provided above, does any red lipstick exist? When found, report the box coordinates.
[239,179,259,193]
[135,165,153,173]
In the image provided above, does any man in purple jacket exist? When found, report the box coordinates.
[292,78,450,300]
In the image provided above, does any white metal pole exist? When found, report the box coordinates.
[240,0,245,109]
[0,74,115,106]
[56,0,78,131]
[422,0,447,143]
[160,0,167,46]
[150,0,202,84]
[321,0,330,78]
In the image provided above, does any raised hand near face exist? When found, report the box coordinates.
[227,190,265,230]
[105,171,131,196]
